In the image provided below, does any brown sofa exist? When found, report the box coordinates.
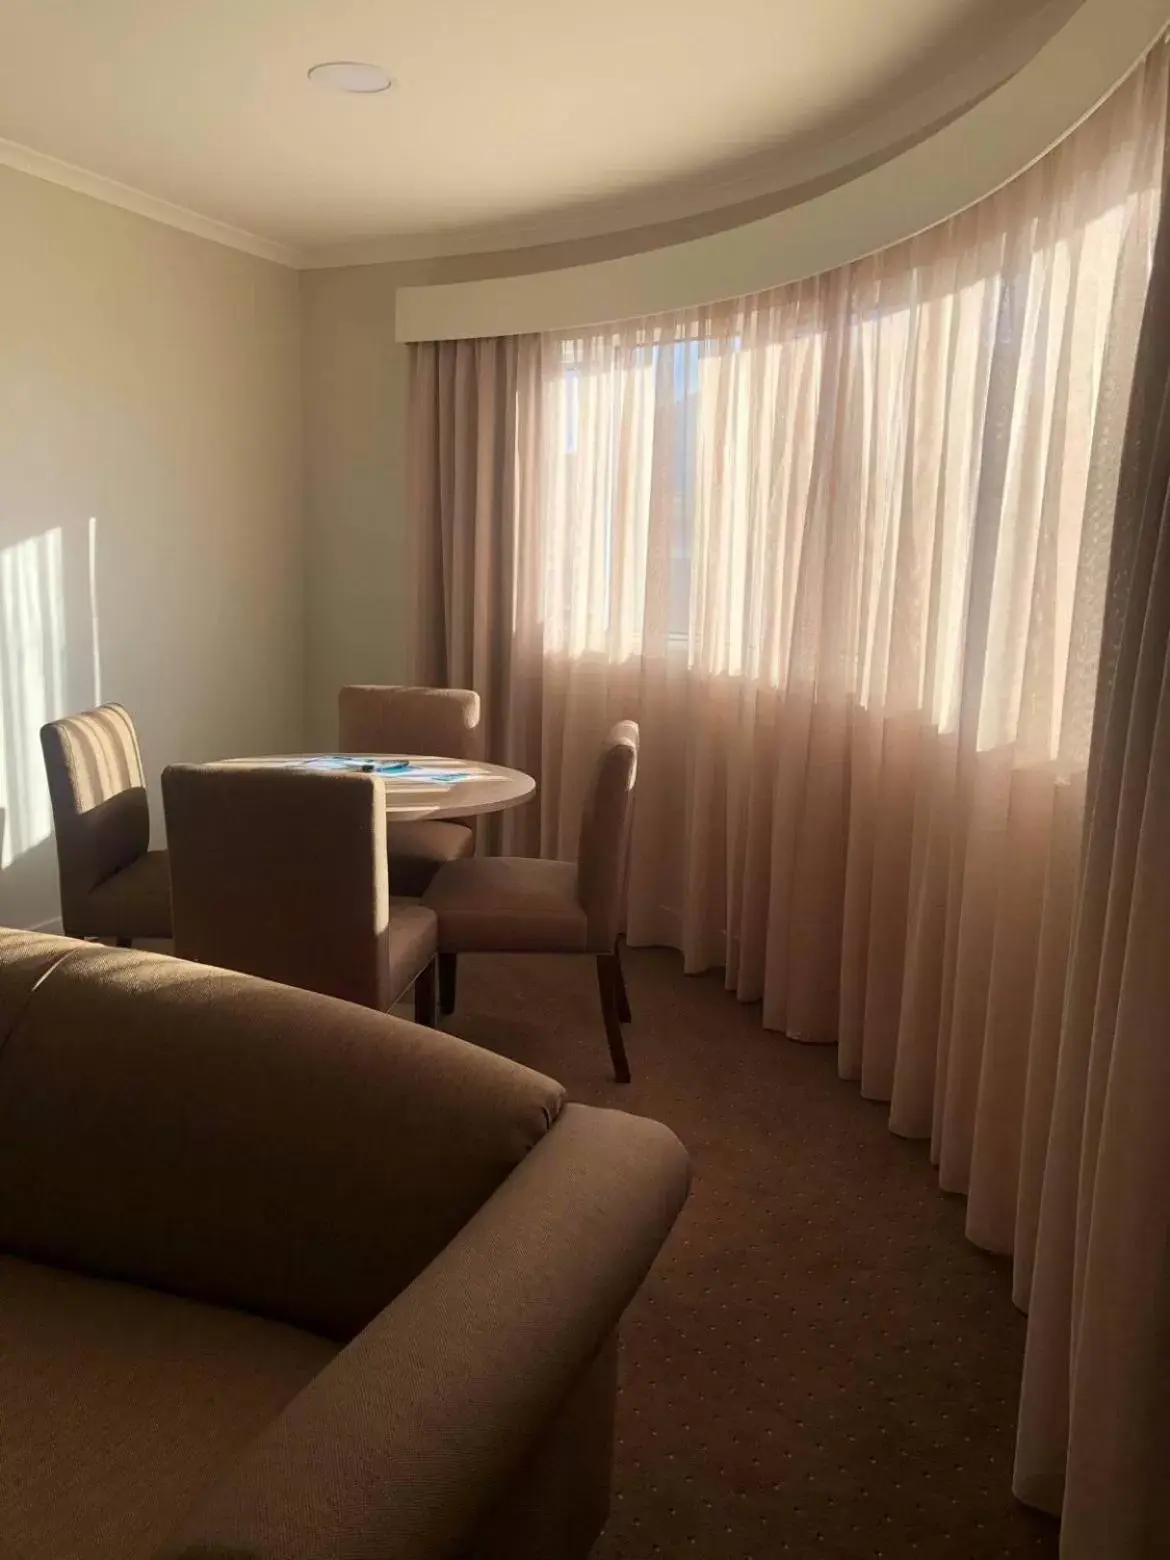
[0,930,689,1560]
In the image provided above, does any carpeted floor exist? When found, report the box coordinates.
[446,945,1060,1560]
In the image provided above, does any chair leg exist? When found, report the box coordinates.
[439,952,458,1016]
[413,959,438,1027]
[595,954,632,1084]
[613,942,632,1023]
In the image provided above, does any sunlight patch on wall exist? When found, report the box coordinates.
[0,527,67,868]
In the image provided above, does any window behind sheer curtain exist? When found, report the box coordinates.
[411,48,1168,1327]
[533,88,1162,775]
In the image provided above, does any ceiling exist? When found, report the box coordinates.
[0,0,1082,264]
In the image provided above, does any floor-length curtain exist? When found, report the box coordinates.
[1013,101,1170,1555]
[410,51,1166,1284]
[410,333,543,849]
[411,327,633,859]
[550,49,1158,1242]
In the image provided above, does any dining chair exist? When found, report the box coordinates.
[162,764,438,1024]
[423,722,640,1082]
[40,703,172,944]
[339,683,482,1009]
[338,683,482,890]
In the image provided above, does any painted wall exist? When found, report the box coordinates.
[0,164,303,930]
[302,262,411,748]
[302,257,485,745]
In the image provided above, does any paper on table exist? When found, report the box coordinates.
[302,755,411,777]
[289,756,478,787]
[381,767,470,787]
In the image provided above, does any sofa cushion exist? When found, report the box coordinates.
[0,931,565,1339]
[0,1254,335,1560]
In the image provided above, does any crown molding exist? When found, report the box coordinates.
[0,136,302,268]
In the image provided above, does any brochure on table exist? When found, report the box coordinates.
[293,755,471,787]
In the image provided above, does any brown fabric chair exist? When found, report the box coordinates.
[0,930,689,1560]
[39,703,171,943]
[338,684,481,897]
[162,764,438,1024]
[424,722,640,1082]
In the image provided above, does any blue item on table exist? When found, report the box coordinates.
[303,755,412,778]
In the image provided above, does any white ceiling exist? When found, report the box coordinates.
[0,0,1080,263]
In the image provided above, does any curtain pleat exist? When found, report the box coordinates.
[1014,93,1170,1550]
[410,334,535,849]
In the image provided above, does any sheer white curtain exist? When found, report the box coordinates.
[410,48,1169,1546]
[1015,109,1170,1550]
[473,48,1165,1268]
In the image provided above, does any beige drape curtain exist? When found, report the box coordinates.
[1013,107,1170,1554]
[411,335,520,748]
[409,46,1168,1545]
[411,333,548,851]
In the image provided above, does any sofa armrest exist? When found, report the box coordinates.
[160,1103,689,1560]
[0,936,566,1337]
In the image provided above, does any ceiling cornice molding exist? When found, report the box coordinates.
[0,135,302,268]
[396,0,1170,341]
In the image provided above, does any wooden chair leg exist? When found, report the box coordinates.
[413,958,438,1027]
[439,952,458,1016]
[613,943,631,1023]
[595,954,632,1084]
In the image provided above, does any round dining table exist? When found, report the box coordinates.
[220,753,536,822]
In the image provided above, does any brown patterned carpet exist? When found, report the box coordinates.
[446,946,1060,1560]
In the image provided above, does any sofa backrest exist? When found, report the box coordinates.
[0,931,564,1340]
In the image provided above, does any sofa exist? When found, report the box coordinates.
[0,930,690,1560]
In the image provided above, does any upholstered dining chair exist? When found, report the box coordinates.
[338,683,482,895]
[162,764,438,1024]
[340,683,482,1011]
[40,703,171,944]
[423,722,640,1082]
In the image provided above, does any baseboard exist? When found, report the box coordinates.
[28,915,64,934]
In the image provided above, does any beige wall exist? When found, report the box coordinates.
[301,263,405,748]
[0,165,303,931]
[301,256,493,746]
